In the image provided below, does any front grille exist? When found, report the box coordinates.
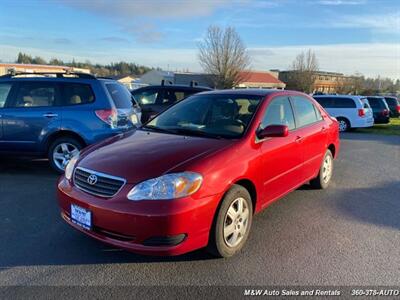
[74,167,126,198]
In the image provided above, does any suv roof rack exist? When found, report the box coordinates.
[0,70,97,79]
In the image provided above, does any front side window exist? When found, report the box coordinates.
[13,83,57,107]
[106,83,133,109]
[292,96,320,127]
[146,94,262,139]
[132,89,159,105]
[261,96,295,130]
[62,83,94,105]
[0,83,12,108]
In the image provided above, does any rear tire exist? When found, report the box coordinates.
[337,117,350,132]
[310,149,333,189]
[206,185,253,258]
[48,137,83,174]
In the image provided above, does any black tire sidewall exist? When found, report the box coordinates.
[209,185,253,258]
[48,137,83,173]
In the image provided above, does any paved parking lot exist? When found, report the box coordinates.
[0,133,399,286]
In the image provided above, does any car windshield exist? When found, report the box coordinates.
[144,94,262,139]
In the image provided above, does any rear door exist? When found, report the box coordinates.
[1,81,62,153]
[291,95,327,181]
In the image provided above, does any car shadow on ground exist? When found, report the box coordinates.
[340,132,400,146]
[334,181,400,230]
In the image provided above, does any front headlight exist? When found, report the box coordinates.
[65,155,79,180]
[127,172,203,201]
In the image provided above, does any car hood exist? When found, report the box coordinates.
[78,129,234,183]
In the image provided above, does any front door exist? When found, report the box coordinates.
[1,81,62,153]
[259,96,303,206]
[290,95,327,181]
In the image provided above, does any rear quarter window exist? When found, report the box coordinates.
[61,83,95,105]
[105,83,133,109]
[332,97,356,108]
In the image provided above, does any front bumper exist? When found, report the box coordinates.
[57,177,221,256]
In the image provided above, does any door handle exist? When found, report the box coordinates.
[321,126,327,132]
[295,136,303,143]
[43,113,58,118]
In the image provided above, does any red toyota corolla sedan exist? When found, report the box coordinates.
[57,89,339,258]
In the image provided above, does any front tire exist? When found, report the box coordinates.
[48,137,83,174]
[310,149,333,189]
[207,185,253,258]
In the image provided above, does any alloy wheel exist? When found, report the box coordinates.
[223,197,250,248]
[338,120,348,132]
[322,154,333,183]
[53,143,80,171]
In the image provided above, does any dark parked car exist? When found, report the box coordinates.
[384,96,400,118]
[0,71,140,172]
[131,83,211,123]
[58,89,339,258]
[366,96,390,124]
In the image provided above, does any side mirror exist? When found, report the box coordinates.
[257,124,289,139]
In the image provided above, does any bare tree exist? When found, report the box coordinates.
[198,26,251,89]
[286,49,319,93]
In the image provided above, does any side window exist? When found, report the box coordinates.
[132,89,158,105]
[261,96,295,130]
[162,89,186,105]
[367,98,380,109]
[314,97,332,108]
[333,97,356,108]
[0,83,12,108]
[12,82,57,107]
[292,96,320,127]
[62,83,94,105]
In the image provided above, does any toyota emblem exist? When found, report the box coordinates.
[87,174,98,185]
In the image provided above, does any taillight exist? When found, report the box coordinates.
[381,109,389,116]
[95,109,118,128]
[397,105,400,113]
[358,109,365,117]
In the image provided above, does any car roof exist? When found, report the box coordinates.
[313,94,363,99]
[199,88,305,98]
[133,85,211,91]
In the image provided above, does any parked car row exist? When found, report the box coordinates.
[312,94,398,132]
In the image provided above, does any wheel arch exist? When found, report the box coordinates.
[45,130,87,152]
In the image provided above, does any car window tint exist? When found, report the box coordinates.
[105,83,133,109]
[314,97,332,108]
[385,97,398,107]
[332,97,356,108]
[261,96,295,130]
[132,89,158,105]
[367,98,382,108]
[0,82,12,108]
[292,96,320,127]
[62,83,94,105]
[13,83,57,107]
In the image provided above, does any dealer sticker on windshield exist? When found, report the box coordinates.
[71,204,92,230]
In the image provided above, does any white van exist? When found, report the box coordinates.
[313,95,374,132]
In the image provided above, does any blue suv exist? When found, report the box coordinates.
[0,71,141,172]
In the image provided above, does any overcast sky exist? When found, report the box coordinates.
[0,0,399,79]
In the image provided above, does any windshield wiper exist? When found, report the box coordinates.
[169,128,223,139]
[141,125,177,134]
